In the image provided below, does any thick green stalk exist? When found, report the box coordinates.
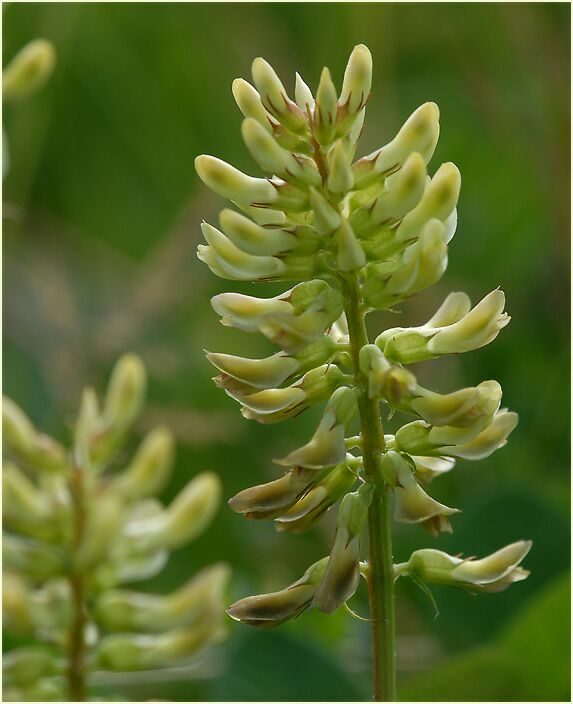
[340,275,396,702]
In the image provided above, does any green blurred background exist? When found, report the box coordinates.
[3,2,570,701]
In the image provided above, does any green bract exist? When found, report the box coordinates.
[2,355,229,702]
[195,43,530,659]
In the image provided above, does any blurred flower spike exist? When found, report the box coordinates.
[2,355,229,701]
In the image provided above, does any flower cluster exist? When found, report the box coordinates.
[196,46,529,628]
[3,355,228,702]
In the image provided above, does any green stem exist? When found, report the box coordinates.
[67,466,87,702]
[340,274,396,702]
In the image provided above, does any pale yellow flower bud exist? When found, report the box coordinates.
[97,616,224,671]
[314,67,338,145]
[95,563,229,633]
[3,534,65,583]
[232,78,273,132]
[309,187,342,235]
[75,490,124,570]
[377,290,510,364]
[335,220,366,272]
[102,354,146,432]
[2,647,58,688]
[251,57,308,134]
[353,102,440,188]
[195,154,277,204]
[2,462,55,540]
[396,162,461,243]
[429,289,510,355]
[446,409,518,460]
[112,427,175,500]
[410,380,502,428]
[351,152,427,237]
[218,208,296,256]
[240,364,347,424]
[294,72,315,112]
[3,39,56,103]
[198,221,285,281]
[3,396,67,472]
[128,472,221,552]
[241,118,321,187]
[327,141,354,193]
[207,351,300,390]
[396,541,531,593]
[211,290,293,331]
[337,44,372,137]
[363,219,448,309]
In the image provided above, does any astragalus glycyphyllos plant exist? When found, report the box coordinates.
[3,355,229,702]
[195,45,531,701]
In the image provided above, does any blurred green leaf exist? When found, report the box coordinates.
[401,572,571,701]
[208,629,364,701]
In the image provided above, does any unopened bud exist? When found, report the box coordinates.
[275,461,357,533]
[309,187,342,235]
[353,102,440,188]
[211,290,293,332]
[95,563,229,633]
[335,220,366,272]
[113,427,175,500]
[3,39,56,103]
[327,142,354,193]
[376,289,510,364]
[228,557,328,628]
[219,208,296,256]
[294,72,315,111]
[129,472,221,552]
[251,57,308,134]
[199,221,285,281]
[410,380,502,428]
[314,67,338,145]
[275,387,357,469]
[446,409,518,460]
[396,162,461,244]
[232,78,273,132]
[97,616,223,671]
[336,44,372,137]
[314,483,372,613]
[241,118,320,187]
[429,289,510,355]
[75,490,123,570]
[351,152,427,237]
[3,396,67,472]
[207,350,299,390]
[3,462,54,540]
[396,540,532,593]
[3,534,65,582]
[426,291,471,327]
[102,354,146,431]
[363,219,448,309]
[2,647,57,688]
[195,154,277,204]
